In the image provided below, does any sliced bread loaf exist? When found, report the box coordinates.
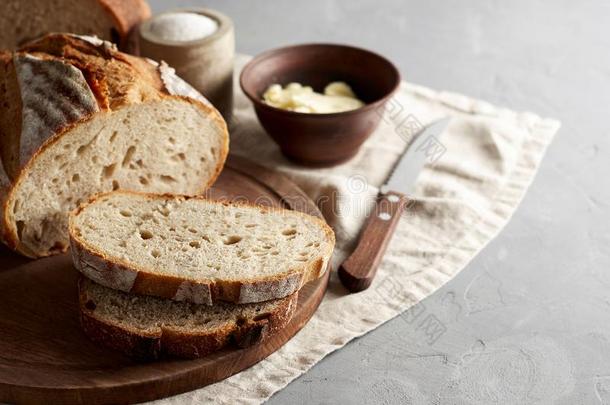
[69,191,335,305]
[0,0,150,50]
[0,34,229,257]
[79,277,298,360]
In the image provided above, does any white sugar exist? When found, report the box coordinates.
[148,12,219,42]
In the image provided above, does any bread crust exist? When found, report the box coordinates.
[0,156,10,247]
[78,277,298,360]
[69,191,335,305]
[97,0,151,47]
[0,34,229,257]
[0,53,23,183]
[0,0,149,51]
[14,34,226,160]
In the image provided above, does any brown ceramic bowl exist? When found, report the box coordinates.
[240,44,400,167]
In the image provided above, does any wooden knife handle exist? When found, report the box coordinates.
[338,192,408,292]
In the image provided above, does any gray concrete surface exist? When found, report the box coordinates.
[150,1,610,403]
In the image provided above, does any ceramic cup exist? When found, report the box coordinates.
[138,8,235,121]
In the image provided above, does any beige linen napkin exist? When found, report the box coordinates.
[152,55,560,404]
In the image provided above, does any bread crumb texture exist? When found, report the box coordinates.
[71,192,334,282]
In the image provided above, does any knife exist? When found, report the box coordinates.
[338,117,451,292]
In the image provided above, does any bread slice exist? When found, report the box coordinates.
[0,34,229,258]
[69,191,335,305]
[79,277,298,360]
[0,0,150,50]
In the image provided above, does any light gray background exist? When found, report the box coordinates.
[149,1,610,403]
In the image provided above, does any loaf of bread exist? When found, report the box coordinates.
[0,34,229,258]
[69,191,335,305]
[0,0,150,50]
[79,277,298,360]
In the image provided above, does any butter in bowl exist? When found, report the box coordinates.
[240,44,400,167]
[262,81,364,114]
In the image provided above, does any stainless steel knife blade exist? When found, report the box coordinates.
[381,117,450,195]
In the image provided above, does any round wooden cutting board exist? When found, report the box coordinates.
[0,155,330,404]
